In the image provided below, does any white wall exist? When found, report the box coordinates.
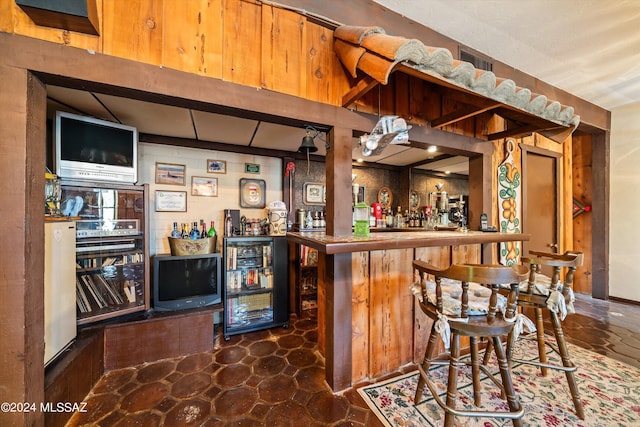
[609,103,640,302]
[138,143,283,256]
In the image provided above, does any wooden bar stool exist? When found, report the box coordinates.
[412,260,529,427]
[508,250,585,419]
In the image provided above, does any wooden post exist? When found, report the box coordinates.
[0,66,47,426]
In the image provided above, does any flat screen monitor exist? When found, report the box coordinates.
[152,253,221,312]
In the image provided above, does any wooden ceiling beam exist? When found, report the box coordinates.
[431,102,500,128]
[341,75,379,107]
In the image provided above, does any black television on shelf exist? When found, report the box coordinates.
[152,253,221,312]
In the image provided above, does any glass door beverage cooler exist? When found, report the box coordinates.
[222,236,288,339]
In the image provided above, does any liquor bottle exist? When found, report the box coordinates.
[395,206,403,228]
[181,223,189,239]
[207,221,217,238]
[319,211,326,228]
[225,212,233,236]
[200,219,207,238]
[170,222,181,238]
[190,221,200,239]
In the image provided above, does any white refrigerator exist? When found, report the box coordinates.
[44,221,77,366]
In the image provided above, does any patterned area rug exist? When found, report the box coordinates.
[358,338,640,426]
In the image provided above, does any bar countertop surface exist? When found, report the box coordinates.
[286,230,530,254]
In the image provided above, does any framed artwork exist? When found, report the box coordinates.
[239,178,266,208]
[155,162,186,185]
[207,159,226,174]
[304,182,325,205]
[409,190,420,209]
[155,190,187,212]
[245,163,260,174]
[191,176,218,197]
[378,186,392,209]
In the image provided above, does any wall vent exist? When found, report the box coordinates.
[459,49,493,72]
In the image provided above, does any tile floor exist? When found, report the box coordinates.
[66,294,639,426]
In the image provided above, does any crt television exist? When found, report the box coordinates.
[54,111,138,184]
[152,253,222,312]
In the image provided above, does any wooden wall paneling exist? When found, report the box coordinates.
[222,0,262,87]
[102,0,163,65]
[162,0,223,78]
[534,132,564,154]
[103,310,215,370]
[393,72,410,119]
[7,0,101,51]
[351,250,370,383]
[0,0,13,33]
[451,244,481,264]
[412,246,450,361]
[305,21,349,105]
[561,136,574,254]
[260,4,306,97]
[45,330,104,427]
[408,77,431,127]
[572,133,593,294]
[316,252,326,354]
[368,248,414,379]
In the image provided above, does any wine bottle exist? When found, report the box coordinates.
[170,222,181,238]
[199,219,207,238]
[181,223,189,239]
[207,221,217,238]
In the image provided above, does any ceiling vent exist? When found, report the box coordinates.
[459,49,493,72]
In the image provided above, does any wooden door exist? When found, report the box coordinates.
[522,147,560,258]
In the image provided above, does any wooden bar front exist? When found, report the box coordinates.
[287,230,530,390]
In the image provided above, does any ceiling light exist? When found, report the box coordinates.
[427,146,437,153]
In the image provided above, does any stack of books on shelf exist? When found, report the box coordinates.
[300,245,318,267]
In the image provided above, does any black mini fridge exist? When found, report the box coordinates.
[222,236,288,339]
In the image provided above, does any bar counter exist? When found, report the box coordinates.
[287,229,528,255]
[286,229,530,392]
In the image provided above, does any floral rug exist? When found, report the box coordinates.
[358,338,640,426]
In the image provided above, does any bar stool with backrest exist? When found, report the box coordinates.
[505,250,585,419]
[412,261,530,427]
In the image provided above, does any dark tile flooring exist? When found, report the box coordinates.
[66,294,639,426]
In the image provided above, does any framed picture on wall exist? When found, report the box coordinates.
[155,190,187,212]
[155,162,186,185]
[191,176,218,197]
[207,159,226,174]
[304,182,325,205]
[239,178,266,208]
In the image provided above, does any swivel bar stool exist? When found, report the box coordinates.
[412,260,529,427]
